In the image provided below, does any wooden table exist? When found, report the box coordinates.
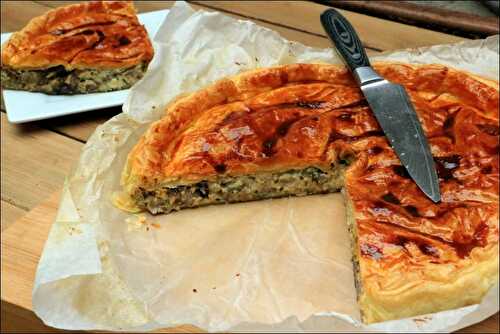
[1,1,498,332]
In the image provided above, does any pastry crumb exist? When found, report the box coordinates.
[126,214,147,231]
[68,226,82,236]
[126,214,160,232]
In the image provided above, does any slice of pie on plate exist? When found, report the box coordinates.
[1,1,153,95]
[116,63,499,323]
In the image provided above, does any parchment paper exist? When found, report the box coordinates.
[32,2,499,332]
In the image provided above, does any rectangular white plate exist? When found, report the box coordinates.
[1,9,169,124]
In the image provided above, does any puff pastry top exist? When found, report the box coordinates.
[1,1,153,70]
[123,63,499,322]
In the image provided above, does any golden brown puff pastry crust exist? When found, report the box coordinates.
[122,63,499,323]
[1,1,153,70]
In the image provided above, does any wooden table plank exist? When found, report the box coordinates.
[190,1,467,50]
[460,313,499,333]
[35,0,351,50]
[0,113,83,213]
[36,106,121,143]
[1,200,27,231]
[0,1,51,32]
[1,192,60,312]
[1,192,64,333]
[2,302,64,333]
[325,0,499,37]
[38,0,458,53]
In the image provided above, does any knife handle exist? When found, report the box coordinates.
[320,8,370,71]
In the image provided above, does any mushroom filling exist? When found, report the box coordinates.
[1,62,147,95]
[133,166,346,214]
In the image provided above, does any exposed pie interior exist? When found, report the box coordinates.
[117,63,499,323]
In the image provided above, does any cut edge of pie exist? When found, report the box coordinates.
[343,190,498,323]
[115,62,499,324]
[0,1,153,94]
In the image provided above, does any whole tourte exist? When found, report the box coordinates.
[117,62,499,323]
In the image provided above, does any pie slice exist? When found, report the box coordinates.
[117,63,499,323]
[1,1,153,94]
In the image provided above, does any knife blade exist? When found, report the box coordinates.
[320,8,441,202]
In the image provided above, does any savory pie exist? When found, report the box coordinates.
[117,63,499,323]
[0,1,153,94]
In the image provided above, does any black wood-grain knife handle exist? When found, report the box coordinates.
[320,8,370,71]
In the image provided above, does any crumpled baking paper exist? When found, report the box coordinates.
[32,2,499,332]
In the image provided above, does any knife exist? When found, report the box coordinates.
[320,9,441,203]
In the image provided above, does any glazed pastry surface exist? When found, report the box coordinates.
[1,1,153,70]
[122,63,499,323]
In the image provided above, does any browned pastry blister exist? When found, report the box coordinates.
[1,1,153,94]
[118,63,499,323]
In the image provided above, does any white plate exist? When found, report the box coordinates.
[1,9,169,123]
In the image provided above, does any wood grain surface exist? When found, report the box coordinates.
[1,1,497,332]
[325,0,499,37]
